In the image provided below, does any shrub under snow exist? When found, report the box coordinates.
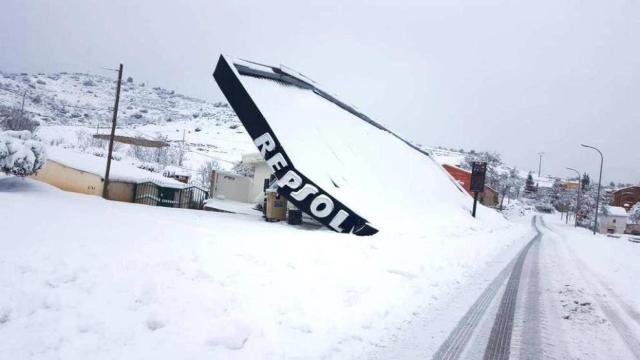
[0,131,46,176]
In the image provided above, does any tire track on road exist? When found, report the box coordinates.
[432,216,540,360]
[482,228,540,360]
[513,237,546,360]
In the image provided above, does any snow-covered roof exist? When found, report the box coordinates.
[604,206,628,217]
[534,175,556,188]
[426,148,466,167]
[162,165,190,177]
[47,147,184,186]
[241,152,266,165]
[213,169,249,179]
[442,163,471,174]
[485,185,498,193]
[613,186,640,194]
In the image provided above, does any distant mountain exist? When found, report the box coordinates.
[0,71,238,127]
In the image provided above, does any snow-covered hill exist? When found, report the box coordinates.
[0,71,236,126]
[1,71,255,179]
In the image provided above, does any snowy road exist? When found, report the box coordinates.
[373,215,640,359]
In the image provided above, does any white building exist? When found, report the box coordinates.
[209,153,272,204]
[242,153,273,203]
[598,206,629,234]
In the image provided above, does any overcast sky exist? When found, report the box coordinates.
[2,0,639,183]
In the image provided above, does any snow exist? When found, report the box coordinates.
[368,213,640,359]
[604,205,628,217]
[533,175,556,188]
[0,176,530,359]
[35,119,256,178]
[235,69,506,233]
[46,147,183,186]
[539,215,640,359]
[0,131,46,176]
[204,198,262,216]
[425,147,467,167]
[162,165,190,177]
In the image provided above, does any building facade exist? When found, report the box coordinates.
[442,164,499,206]
[31,159,135,202]
[598,206,629,234]
[611,186,640,210]
[563,181,580,191]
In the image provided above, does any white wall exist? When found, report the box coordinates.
[249,162,272,203]
[599,215,628,234]
[210,171,252,202]
[31,159,103,196]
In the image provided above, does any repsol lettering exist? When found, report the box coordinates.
[256,133,348,231]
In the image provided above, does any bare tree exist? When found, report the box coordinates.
[0,106,39,132]
[198,160,220,189]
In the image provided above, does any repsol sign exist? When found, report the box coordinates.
[253,132,374,234]
[213,55,377,235]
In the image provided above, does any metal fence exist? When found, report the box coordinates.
[133,181,209,210]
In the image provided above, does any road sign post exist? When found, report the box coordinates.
[470,162,487,218]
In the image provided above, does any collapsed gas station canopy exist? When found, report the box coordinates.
[213,55,470,235]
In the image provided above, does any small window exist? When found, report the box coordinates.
[612,219,616,223]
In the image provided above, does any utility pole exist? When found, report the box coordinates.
[581,144,604,235]
[102,64,123,199]
[178,129,186,166]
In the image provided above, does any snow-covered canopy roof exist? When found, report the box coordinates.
[213,55,496,235]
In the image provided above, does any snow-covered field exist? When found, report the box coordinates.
[0,176,530,359]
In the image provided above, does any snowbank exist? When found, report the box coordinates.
[0,177,530,359]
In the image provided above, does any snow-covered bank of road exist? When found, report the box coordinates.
[539,216,640,359]
[0,177,529,359]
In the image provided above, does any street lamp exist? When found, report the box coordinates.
[538,152,544,178]
[581,144,604,235]
[566,167,581,227]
